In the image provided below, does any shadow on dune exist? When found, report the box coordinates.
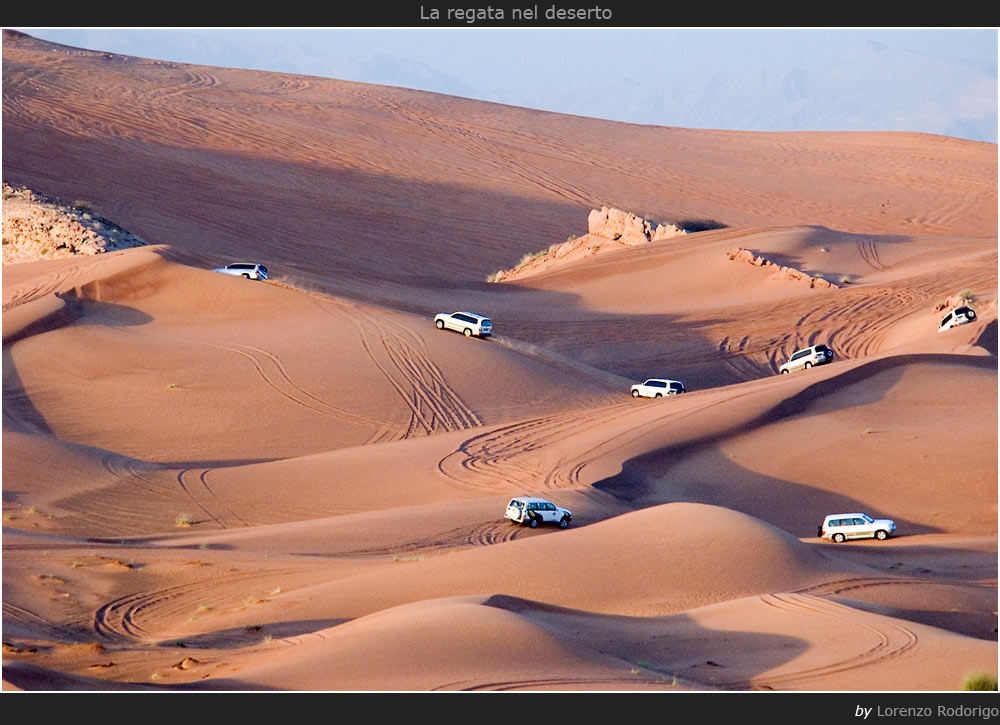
[595,353,998,537]
[830,592,998,642]
[8,123,601,287]
[3,288,153,346]
[477,594,812,691]
[158,242,754,391]
[172,595,810,691]
[2,346,54,435]
[730,226,917,280]
[164,618,349,650]
[975,320,998,357]
[2,661,162,692]
[611,443,942,538]
[2,288,153,436]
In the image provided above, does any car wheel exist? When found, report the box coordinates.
[631,389,640,397]
[559,517,569,529]
[435,319,445,329]
[463,327,473,337]
[528,516,538,528]
[242,273,251,279]
[655,393,662,398]
[804,361,812,369]
[875,530,888,540]
[832,533,845,543]
[780,369,789,374]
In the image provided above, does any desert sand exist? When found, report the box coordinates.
[1,30,997,693]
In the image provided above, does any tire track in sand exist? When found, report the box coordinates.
[92,569,295,645]
[108,322,404,443]
[320,520,526,558]
[2,264,83,311]
[175,467,253,530]
[440,373,778,495]
[718,593,920,689]
[310,296,481,440]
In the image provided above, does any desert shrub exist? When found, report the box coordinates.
[961,672,998,691]
[677,219,728,233]
[174,512,194,528]
[959,289,977,303]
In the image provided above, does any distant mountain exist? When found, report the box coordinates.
[486,42,998,142]
[340,52,479,99]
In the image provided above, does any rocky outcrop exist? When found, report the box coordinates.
[587,206,684,245]
[727,247,839,289]
[490,207,685,282]
[2,182,147,264]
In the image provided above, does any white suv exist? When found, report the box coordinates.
[434,311,492,337]
[504,497,572,529]
[938,306,976,332]
[631,379,686,398]
[779,344,833,374]
[819,513,896,543]
[212,262,268,280]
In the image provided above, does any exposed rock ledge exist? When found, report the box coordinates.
[727,247,839,289]
[491,207,686,282]
[2,182,147,264]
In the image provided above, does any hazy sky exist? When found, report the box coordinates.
[20,27,997,81]
[14,27,1000,141]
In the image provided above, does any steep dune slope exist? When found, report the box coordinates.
[3,30,996,288]
[4,246,619,462]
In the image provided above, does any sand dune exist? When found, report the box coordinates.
[2,31,996,692]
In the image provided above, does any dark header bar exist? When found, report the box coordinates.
[412,3,617,26]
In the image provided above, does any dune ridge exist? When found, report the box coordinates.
[2,32,996,692]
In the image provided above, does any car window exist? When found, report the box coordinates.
[852,518,865,526]
[861,515,873,524]
[941,313,952,325]
[652,381,666,388]
[814,345,829,353]
[791,351,806,361]
[955,307,969,315]
[669,383,683,392]
[830,519,843,527]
